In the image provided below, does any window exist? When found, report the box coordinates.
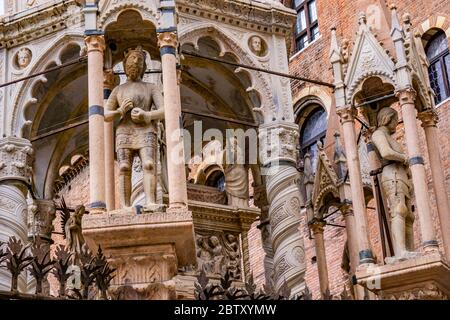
[425,30,450,104]
[300,106,327,171]
[292,0,320,52]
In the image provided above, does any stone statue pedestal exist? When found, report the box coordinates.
[82,207,196,300]
[356,253,450,299]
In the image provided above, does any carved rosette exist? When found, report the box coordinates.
[0,137,34,184]
[260,123,306,296]
[84,35,106,54]
[27,199,56,243]
[157,32,178,49]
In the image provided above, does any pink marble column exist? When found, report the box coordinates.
[418,109,449,258]
[85,35,106,213]
[397,89,438,252]
[309,219,330,299]
[337,106,375,264]
[103,69,116,211]
[157,32,188,209]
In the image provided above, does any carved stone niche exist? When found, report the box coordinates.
[82,207,196,300]
[175,200,260,300]
[356,254,450,300]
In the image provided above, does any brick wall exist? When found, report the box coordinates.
[281,0,450,299]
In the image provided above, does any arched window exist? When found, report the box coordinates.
[299,106,327,171]
[425,30,450,104]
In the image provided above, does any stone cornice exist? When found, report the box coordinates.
[176,0,296,36]
[0,0,83,49]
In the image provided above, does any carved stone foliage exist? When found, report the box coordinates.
[27,199,56,243]
[382,283,448,300]
[259,123,299,166]
[195,231,242,281]
[0,137,34,183]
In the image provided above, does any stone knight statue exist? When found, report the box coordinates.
[105,47,164,208]
[371,106,416,262]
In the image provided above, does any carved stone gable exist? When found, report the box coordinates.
[344,15,396,103]
[312,145,340,216]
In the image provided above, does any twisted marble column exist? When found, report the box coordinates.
[260,123,306,297]
[0,137,34,292]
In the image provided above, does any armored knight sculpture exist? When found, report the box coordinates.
[105,47,164,209]
[371,106,416,262]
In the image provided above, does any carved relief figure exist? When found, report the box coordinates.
[105,47,164,208]
[16,48,32,69]
[249,36,266,57]
[224,234,241,279]
[221,138,249,207]
[196,233,242,280]
[196,235,225,276]
[64,205,86,259]
[371,106,416,261]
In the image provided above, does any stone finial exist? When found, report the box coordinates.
[390,3,404,40]
[330,27,343,63]
[358,12,367,25]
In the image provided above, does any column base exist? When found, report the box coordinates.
[82,207,196,300]
[356,253,450,299]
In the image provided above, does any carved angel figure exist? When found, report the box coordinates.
[60,197,85,260]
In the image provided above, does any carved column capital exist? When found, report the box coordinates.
[340,202,354,217]
[0,137,34,184]
[309,219,326,235]
[27,199,56,243]
[103,69,118,91]
[157,31,178,49]
[84,35,106,54]
[259,122,299,166]
[336,106,356,124]
[418,109,439,128]
[396,88,417,106]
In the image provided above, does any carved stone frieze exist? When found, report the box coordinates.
[0,1,84,49]
[176,0,296,37]
[382,283,448,300]
[356,253,450,300]
[0,136,34,183]
[187,184,227,205]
